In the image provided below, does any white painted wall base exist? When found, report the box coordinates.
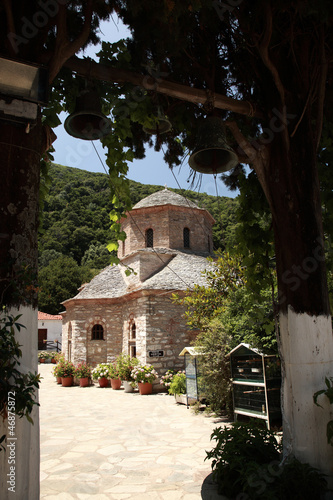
[279,307,333,489]
[0,306,39,499]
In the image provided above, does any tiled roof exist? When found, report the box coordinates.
[38,311,62,320]
[132,187,200,210]
[68,250,212,301]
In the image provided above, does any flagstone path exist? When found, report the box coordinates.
[39,364,229,499]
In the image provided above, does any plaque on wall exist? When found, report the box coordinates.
[148,350,164,357]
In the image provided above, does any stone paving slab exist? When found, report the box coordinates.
[39,364,229,499]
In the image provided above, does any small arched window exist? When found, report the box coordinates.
[183,227,190,248]
[92,324,104,340]
[131,322,136,340]
[68,322,72,339]
[146,228,154,248]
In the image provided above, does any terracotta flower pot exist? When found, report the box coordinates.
[111,378,122,390]
[39,359,45,363]
[79,377,89,387]
[138,382,153,395]
[56,376,62,384]
[98,377,109,388]
[61,376,73,387]
[122,380,134,393]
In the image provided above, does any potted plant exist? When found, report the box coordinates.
[169,372,187,404]
[57,361,75,387]
[160,369,176,392]
[54,352,64,364]
[92,363,110,388]
[52,362,63,384]
[108,363,121,390]
[131,364,158,395]
[116,353,139,393]
[74,362,92,387]
[49,351,58,364]
[38,351,48,363]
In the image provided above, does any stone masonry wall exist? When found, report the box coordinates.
[143,293,198,375]
[62,292,197,379]
[119,205,213,258]
[62,300,124,367]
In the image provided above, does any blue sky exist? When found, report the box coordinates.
[52,18,238,199]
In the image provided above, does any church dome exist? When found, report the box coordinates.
[119,187,215,259]
[132,187,199,210]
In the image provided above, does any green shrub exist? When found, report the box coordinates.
[115,353,139,381]
[206,422,281,498]
[206,422,328,499]
[168,373,186,395]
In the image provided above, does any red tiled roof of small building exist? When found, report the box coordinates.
[38,311,62,320]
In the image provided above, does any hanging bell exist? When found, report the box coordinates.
[143,105,172,135]
[64,89,112,140]
[189,116,239,174]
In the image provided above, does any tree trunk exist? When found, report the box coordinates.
[0,118,43,499]
[259,112,333,485]
[0,119,42,307]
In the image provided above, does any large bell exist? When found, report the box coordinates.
[64,90,112,140]
[143,105,172,135]
[189,116,239,174]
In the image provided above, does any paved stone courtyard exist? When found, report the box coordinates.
[39,364,228,499]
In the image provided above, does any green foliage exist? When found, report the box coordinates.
[172,252,245,330]
[56,361,75,378]
[108,363,120,379]
[74,363,92,379]
[115,353,139,381]
[206,422,328,499]
[313,377,333,446]
[38,255,93,315]
[194,319,233,414]
[0,313,40,434]
[168,373,186,395]
[206,422,282,498]
[220,285,278,354]
[235,171,275,293]
[81,243,112,269]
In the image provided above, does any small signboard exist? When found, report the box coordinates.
[148,350,164,358]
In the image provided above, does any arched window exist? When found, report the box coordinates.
[131,322,136,339]
[146,228,154,248]
[68,322,72,339]
[183,227,190,248]
[91,324,104,340]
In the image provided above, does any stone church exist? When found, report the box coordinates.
[61,187,215,376]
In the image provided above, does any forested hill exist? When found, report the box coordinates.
[38,163,239,314]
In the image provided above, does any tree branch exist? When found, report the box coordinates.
[49,0,93,83]
[256,3,289,149]
[60,55,263,118]
[226,120,272,210]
